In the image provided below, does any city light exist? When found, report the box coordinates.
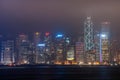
[23,60,28,64]
[37,43,45,47]
[56,34,63,38]
[79,61,84,65]
[88,62,92,65]
[45,32,50,36]
[35,32,40,35]
[101,34,107,38]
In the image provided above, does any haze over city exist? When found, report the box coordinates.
[0,0,120,39]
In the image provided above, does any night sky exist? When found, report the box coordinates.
[0,0,120,39]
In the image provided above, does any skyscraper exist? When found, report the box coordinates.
[44,32,52,64]
[100,22,110,64]
[84,16,94,63]
[94,32,100,63]
[33,32,41,63]
[1,40,15,65]
[55,33,66,64]
[16,34,30,64]
[66,46,75,64]
[65,36,75,64]
[75,37,84,64]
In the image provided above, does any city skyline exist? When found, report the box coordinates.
[0,17,118,66]
[1,1,120,80]
[0,0,120,66]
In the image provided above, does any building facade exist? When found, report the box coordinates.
[84,17,94,63]
[16,34,30,64]
[100,22,110,63]
[1,40,15,65]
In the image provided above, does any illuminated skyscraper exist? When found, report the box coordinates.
[110,40,120,63]
[66,46,75,64]
[33,32,41,63]
[100,22,110,63]
[75,38,84,64]
[37,43,46,63]
[16,34,29,64]
[84,16,94,63]
[1,40,15,65]
[44,32,52,63]
[94,32,100,62]
[55,33,66,64]
[44,32,51,54]
[65,37,74,64]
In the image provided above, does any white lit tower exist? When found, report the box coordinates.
[100,22,110,64]
[84,16,94,63]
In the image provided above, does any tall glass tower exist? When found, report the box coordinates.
[84,16,94,63]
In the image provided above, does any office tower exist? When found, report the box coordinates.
[27,42,36,64]
[84,17,94,63]
[34,32,47,64]
[44,32,52,64]
[36,43,46,64]
[110,40,120,64]
[94,32,100,63]
[33,32,41,63]
[100,22,110,64]
[1,40,15,65]
[75,37,84,64]
[66,46,75,64]
[16,34,30,64]
[55,33,66,64]
[64,36,75,64]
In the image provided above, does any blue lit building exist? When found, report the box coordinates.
[55,33,72,64]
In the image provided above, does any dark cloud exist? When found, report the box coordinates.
[0,0,120,38]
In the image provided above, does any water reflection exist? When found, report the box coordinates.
[0,65,119,79]
[99,66,111,79]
